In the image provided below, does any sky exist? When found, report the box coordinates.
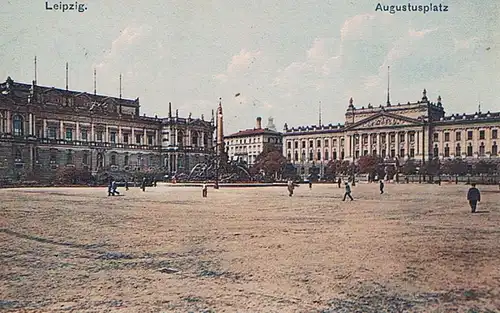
[1,0,499,134]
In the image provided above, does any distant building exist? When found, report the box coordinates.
[224,117,283,166]
[0,76,214,183]
[283,89,500,178]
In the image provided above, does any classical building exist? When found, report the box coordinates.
[283,89,500,178]
[0,76,215,183]
[224,117,283,166]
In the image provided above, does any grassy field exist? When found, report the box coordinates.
[1,183,499,312]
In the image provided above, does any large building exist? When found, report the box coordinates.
[283,89,500,178]
[0,76,215,183]
[224,117,282,166]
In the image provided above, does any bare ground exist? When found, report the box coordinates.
[1,183,500,313]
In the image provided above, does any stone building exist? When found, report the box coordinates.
[0,77,214,183]
[283,89,500,178]
[224,117,283,166]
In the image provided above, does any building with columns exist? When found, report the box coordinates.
[283,89,500,178]
[0,77,214,182]
[224,117,283,166]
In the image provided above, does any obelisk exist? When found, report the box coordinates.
[216,98,224,155]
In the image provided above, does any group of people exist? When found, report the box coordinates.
[107,177,155,196]
[286,178,483,213]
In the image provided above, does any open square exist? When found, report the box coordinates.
[1,183,500,312]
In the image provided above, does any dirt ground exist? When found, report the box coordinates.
[1,182,500,313]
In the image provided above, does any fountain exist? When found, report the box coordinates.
[187,98,253,183]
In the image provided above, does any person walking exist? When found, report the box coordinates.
[379,180,385,194]
[467,183,481,213]
[202,182,208,198]
[107,179,113,196]
[308,180,312,189]
[141,177,147,192]
[125,180,129,191]
[111,180,120,196]
[342,182,354,201]
[287,180,295,197]
[337,177,342,188]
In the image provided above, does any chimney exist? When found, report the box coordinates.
[256,117,262,129]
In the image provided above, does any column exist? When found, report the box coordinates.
[91,122,95,142]
[131,128,135,144]
[59,120,64,139]
[385,133,390,157]
[395,131,399,157]
[416,131,420,155]
[376,133,381,156]
[43,119,47,138]
[118,127,123,144]
[404,131,409,157]
[28,113,33,135]
[154,129,158,146]
[143,128,147,145]
[201,132,205,147]
[32,116,36,137]
[367,133,372,155]
[105,126,109,143]
[347,135,352,159]
[76,122,80,141]
[6,111,11,133]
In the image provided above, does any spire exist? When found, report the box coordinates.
[65,62,69,90]
[386,66,391,106]
[318,101,322,126]
[34,56,37,84]
[119,73,122,99]
[168,102,172,117]
[93,68,96,95]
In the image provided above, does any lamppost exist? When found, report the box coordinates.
[214,113,219,189]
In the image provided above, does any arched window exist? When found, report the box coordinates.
[317,150,321,160]
[308,151,313,161]
[287,152,291,161]
[301,151,305,161]
[110,154,116,165]
[455,144,461,157]
[479,142,485,156]
[191,132,199,146]
[433,144,439,158]
[325,150,329,161]
[14,148,22,162]
[13,115,24,136]
[492,141,498,156]
[124,154,129,165]
[444,144,450,157]
[0,113,5,133]
[97,153,104,168]
[467,143,473,157]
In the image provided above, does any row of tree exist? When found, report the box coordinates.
[249,145,500,182]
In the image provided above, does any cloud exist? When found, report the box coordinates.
[340,14,377,42]
[94,24,153,70]
[214,49,263,82]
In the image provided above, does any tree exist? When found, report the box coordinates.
[250,145,287,181]
[441,159,468,176]
[400,159,418,175]
[55,166,93,185]
[384,164,396,180]
[324,160,342,180]
[282,163,298,180]
[357,155,383,180]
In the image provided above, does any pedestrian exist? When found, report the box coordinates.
[107,179,113,196]
[202,182,208,198]
[153,179,157,187]
[342,182,354,201]
[379,180,384,194]
[467,183,481,213]
[337,177,342,188]
[112,180,120,196]
[308,180,312,189]
[125,180,129,191]
[287,179,295,197]
[141,177,146,192]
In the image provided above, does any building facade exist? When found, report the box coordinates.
[224,117,283,166]
[0,77,214,183]
[283,89,500,178]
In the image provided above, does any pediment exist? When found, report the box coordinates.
[349,113,422,130]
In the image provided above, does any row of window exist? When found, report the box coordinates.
[434,129,498,142]
[433,142,498,157]
[225,136,282,145]
[42,127,156,145]
[286,133,418,150]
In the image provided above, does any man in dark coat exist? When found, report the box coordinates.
[337,177,342,188]
[379,180,384,194]
[342,182,354,201]
[467,183,481,213]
